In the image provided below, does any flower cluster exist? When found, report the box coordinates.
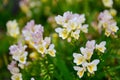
[7,20,56,80]
[73,40,106,78]
[22,20,56,57]
[19,0,41,17]
[55,11,88,42]
[8,61,22,80]
[8,43,28,80]
[98,10,119,37]
[6,20,20,38]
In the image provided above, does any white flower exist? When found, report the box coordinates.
[55,28,69,39]
[86,40,96,50]
[105,29,111,37]
[6,20,20,38]
[102,0,113,8]
[11,73,22,80]
[18,63,24,69]
[35,41,47,54]
[109,22,119,33]
[55,15,66,25]
[71,30,80,40]
[110,8,117,17]
[86,59,100,74]
[18,52,28,64]
[73,53,85,65]
[80,47,94,60]
[95,41,106,53]
[9,43,28,64]
[73,66,85,78]
[31,77,35,80]
[80,24,88,33]
[47,44,56,57]
[44,37,51,48]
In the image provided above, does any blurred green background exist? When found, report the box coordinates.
[0,0,120,80]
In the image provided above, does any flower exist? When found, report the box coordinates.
[8,61,23,80]
[55,11,88,42]
[73,53,85,65]
[86,59,100,74]
[98,10,119,37]
[9,43,28,64]
[80,24,88,33]
[98,10,112,22]
[31,77,35,80]
[8,61,20,74]
[47,44,56,57]
[73,66,85,78]
[102,0,113,8]
[80,40,95,60]
[95,41,106,53]
[6,20,20,38]
[55,28,69,39]
[110,8,117,17]
[86,40,95,50]
[71,30,80,40]
[80,47,94,60]
[11,73,22,80]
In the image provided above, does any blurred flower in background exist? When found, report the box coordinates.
[6,20,20,38]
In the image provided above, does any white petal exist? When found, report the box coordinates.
[92,59,100,65]
[86,40,96,49]
[80,47,86,55]
[73,53,82,58]
[81,24,88,33]
[55,27,62,33]
[73,66,82,71]
[49,44,55,50]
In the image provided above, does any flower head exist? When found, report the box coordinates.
[6,20,20,38]
[73,53,85,65]
[11,73,22,80]
[55,11,88,42]
[22,20,43,47]
[22,20,56,57]
[9,43,28,64]
[95,41,106,53]
[98,10,119,37]
[73,40,106,78]
[47,44,56,57]
[73,66,85,78]
[80,47,94,60]
[102,0,113,8]
[8,61,20,74]
[86,59,100,74]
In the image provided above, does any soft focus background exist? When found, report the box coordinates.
[0,0,120,80]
